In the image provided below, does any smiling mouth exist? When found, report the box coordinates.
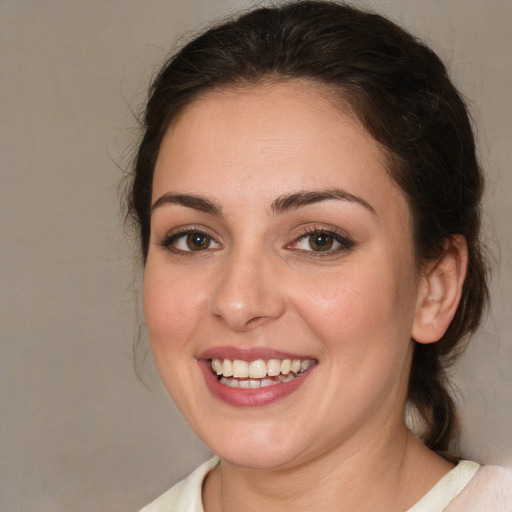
[210,358,316,389]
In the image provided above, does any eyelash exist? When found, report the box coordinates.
[289,226,354,257]
[158,226,354,257]
[158,227,221,255]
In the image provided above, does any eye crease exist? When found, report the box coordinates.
[289,228,354,255]
[160,230,222,253]
[158,226,353,257]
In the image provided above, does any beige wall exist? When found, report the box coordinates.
[1,1,510,510]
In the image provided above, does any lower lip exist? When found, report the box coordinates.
[199,360,316,407]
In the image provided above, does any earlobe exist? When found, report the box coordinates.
[412,235,468,344]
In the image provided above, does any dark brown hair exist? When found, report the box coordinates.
[127,1,488,452]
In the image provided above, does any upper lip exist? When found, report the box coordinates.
[197,346,317,361]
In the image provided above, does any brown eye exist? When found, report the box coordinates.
[161,230,221,253]
[290,228,353,255]
[186,233,211,251]
[308,233,334,251]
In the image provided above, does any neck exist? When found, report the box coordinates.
[203,424,453,512]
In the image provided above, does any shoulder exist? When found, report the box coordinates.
[445,464,512,512]
[139,457,220,512]
[407,460,480,511]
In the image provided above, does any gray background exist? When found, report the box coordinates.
[1,1,511,510]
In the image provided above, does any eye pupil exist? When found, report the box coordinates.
[310,233,333,251]
[186,233,210,250]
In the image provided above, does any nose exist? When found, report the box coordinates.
[209,249,286,332]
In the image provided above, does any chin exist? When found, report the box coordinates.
[201,422,311,471]
[217,446,299,471]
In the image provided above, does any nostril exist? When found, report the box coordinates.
[211,310,274,331]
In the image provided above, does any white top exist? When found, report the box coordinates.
[140,458,512,512]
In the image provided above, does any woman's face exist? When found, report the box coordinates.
[144,81,423,470]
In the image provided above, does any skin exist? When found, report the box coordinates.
[143,80,465,511]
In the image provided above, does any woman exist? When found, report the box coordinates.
[128,2,510,510]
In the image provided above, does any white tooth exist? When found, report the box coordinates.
[282,373,295,383]
[221,359,233,377]
[300,359,312,372]
[239,380,250,388]
[211,358,222,374]
[233,360,249,378]
[249,379,261,389]
[281,359,291,375]
[291,359,301,373]
[221,377,239,388]
[249,359,267,378]
[267,359,281,376]
[261,378,274,388]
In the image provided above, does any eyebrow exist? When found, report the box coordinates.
[270,189,376,215]
[150,188,376,217]
[151,193,222,215]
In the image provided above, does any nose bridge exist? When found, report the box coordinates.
[210,242,285,331]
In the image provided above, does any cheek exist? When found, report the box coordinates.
[291,260,417,361]
[143,265,206,352]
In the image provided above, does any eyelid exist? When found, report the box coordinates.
[287,225,354,255]
[156,223,353,257]
[158,225,222,254]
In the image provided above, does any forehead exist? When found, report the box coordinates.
[152,80,407,223]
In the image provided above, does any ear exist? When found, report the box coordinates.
[412,235,468,344]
